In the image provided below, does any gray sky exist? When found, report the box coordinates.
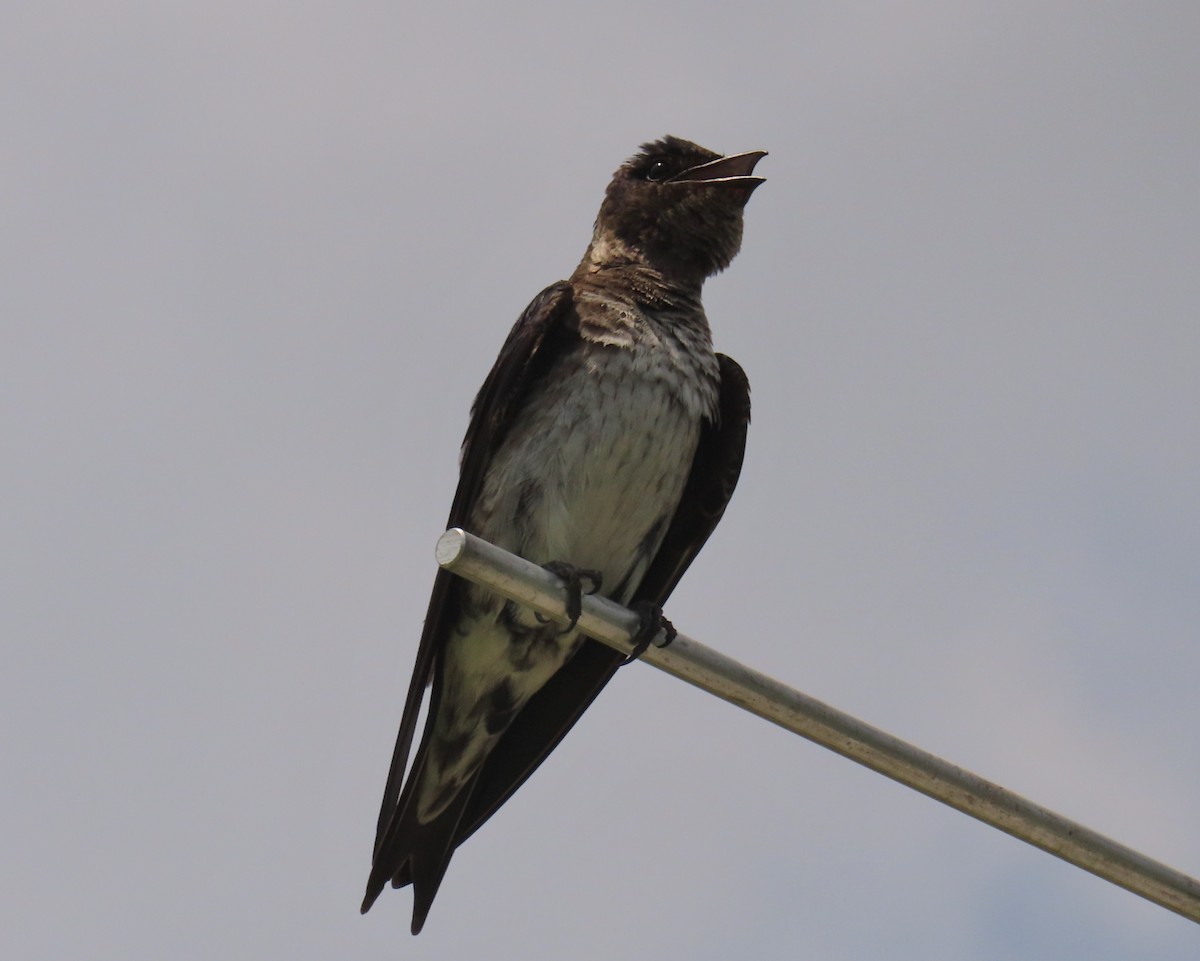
[4,2,1199,958]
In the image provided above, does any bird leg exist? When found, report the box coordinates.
[621,601,677,665]
[536,562,603,634]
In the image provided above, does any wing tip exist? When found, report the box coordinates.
[409,901,431,935]
[360,867,388,915]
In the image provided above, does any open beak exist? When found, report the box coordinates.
[669,149,768,193]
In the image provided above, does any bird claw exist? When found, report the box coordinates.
[621,602,676,665]
[536,562,603,633]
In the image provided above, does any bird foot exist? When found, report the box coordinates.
[621,602,677,665]
[536,562,603,633]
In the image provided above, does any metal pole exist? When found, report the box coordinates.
[435,527,1200,926]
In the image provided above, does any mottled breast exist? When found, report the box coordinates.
[471,296,720,602]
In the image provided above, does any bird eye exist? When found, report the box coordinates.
[645,160,668,182]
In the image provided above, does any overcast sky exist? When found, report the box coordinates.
[4,3,1199,959]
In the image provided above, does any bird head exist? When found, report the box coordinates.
[586,136,766,286]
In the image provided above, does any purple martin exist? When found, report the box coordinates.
[362,136,764,933]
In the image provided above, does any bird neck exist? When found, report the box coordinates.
[571,237,703,309]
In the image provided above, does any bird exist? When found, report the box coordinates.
[362,135,764,934]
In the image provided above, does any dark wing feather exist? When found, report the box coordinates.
[452,281,581,527]
[444,352,751,849]
[631,353,751,603]
[363,282,578,910]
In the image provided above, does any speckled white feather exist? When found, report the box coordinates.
[415,302,720,819]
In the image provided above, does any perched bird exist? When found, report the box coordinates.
[363,136,764,933]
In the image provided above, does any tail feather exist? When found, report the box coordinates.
[361,760,482,934]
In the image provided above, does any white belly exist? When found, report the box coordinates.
[417,337,715,819]
[471,351,702,600]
